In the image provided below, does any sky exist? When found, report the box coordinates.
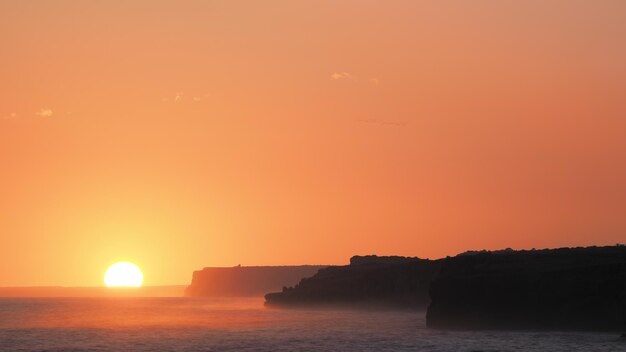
[1,0,625,286]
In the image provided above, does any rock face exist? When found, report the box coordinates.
[265,256,443,309]
[186,265,326,297]
[426,246,626,331]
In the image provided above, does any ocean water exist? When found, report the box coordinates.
[0,297,623,352]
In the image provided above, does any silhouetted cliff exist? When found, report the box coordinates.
[186,265,326,297]
[265,256,442,309]
[262,247,626,331]
[426,246,626,331]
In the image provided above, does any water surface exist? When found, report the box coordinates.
[0,297,623,351]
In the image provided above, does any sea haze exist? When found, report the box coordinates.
[0,297,623,352]
[0,286,186,298]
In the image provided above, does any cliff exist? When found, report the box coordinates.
[426,246,626,331]
[262,246,626,331]
[185,265,326,297]
[265,256,442,309]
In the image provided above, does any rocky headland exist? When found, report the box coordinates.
[264,255,443,309]
[426,245,626,331]
[263,246,626,332]
[186,265,326,297]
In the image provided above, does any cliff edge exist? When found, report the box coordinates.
[265,255,442,309]
[186,265,326,297]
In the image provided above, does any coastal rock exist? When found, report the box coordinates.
[186,265,326,297]
[265,256,442,309]
[426,246,626,331]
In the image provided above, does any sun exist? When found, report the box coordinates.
[104,262,144,287]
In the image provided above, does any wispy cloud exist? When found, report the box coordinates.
[165,92,210,103]
[331,72,380,86]
[193,93,211,102]
[36,108,53,117]
[331,72,353,80]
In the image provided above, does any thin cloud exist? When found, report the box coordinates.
[36,108,53,117]
[369,78,380,86]
[1,112,18,120]
[331,72,353,80]
[166,92,209,103]
[193,92,211,102]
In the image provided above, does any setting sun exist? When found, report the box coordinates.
[104,262,144,287]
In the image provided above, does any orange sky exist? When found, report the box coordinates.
[1,0,625,286]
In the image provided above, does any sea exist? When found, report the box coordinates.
[0,297,623,352]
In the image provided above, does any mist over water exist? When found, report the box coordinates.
[0,297,622,352]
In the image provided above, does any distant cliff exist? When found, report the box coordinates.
[185,265,326,297]
[426,246,626,331]
[265,256,442,309]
